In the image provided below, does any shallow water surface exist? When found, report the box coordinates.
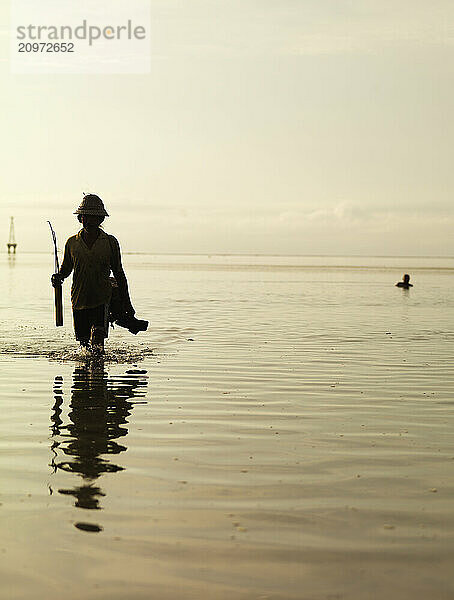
[1,253,454,599]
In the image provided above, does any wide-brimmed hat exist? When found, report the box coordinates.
[74,194,109,217]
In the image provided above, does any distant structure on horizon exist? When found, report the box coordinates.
[7,216,17,254]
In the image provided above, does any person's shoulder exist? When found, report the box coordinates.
[396,282,413,288]
[103,232,121,256]
[66,232,80,245]
[103,232,120,245]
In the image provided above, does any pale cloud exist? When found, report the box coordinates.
[288,1,454,56]
[3,199,454,256]
[148,0,454,58]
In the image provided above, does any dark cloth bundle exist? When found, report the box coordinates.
[109,277,148,334]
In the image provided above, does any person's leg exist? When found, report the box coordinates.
[89,304,109,353]
[74,305,109,351]
[73,308,91,348]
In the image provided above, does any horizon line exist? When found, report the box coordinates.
[3,251,454,259]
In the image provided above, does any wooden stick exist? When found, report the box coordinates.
[54,282,63,327]
[48,221,63,327]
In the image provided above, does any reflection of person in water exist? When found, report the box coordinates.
[50,363,148,518]
[396,274,413,289]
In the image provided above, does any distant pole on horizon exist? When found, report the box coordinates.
[7,216,17,254]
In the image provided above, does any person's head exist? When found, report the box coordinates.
[77,213,105,228]
[74,194,109,230]
[403,274,410,283]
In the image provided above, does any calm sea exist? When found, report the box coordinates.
[1,253,454,600]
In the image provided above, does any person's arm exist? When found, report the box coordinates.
[110,236,135,315]
[51,239,73,287]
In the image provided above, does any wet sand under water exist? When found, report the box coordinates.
[1,254,454,599]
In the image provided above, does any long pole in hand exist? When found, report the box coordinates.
[48,221,63,327]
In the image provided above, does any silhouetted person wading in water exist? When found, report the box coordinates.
[396,274,413,289]
[51,195,135,352]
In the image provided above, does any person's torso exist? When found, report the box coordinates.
[68,230,114,309]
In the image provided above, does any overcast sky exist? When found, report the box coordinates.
[1,0,453,255]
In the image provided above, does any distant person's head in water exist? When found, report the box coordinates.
[396,273,413,289]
